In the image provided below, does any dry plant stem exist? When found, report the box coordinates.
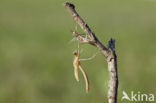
[64,2,118,103]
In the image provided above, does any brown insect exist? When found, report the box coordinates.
[73,50,89,93]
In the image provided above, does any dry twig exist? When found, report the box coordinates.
[64,2,118,103]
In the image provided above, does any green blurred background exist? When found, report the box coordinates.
[0,0,156,103]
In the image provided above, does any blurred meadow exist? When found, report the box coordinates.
[0,0,156,103]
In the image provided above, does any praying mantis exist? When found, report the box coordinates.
[73,49,89,93]
[72,25,98,93]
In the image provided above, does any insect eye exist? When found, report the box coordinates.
[73,50,78,55]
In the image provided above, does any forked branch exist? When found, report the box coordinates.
[64,2,118,103]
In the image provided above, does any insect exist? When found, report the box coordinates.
[72,25,98,93]
[73,49,89,93]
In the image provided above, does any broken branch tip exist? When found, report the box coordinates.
[63,2,75,9]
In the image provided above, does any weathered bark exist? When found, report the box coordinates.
[64,2,118,103]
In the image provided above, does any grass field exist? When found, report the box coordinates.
[0,0,156,103]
